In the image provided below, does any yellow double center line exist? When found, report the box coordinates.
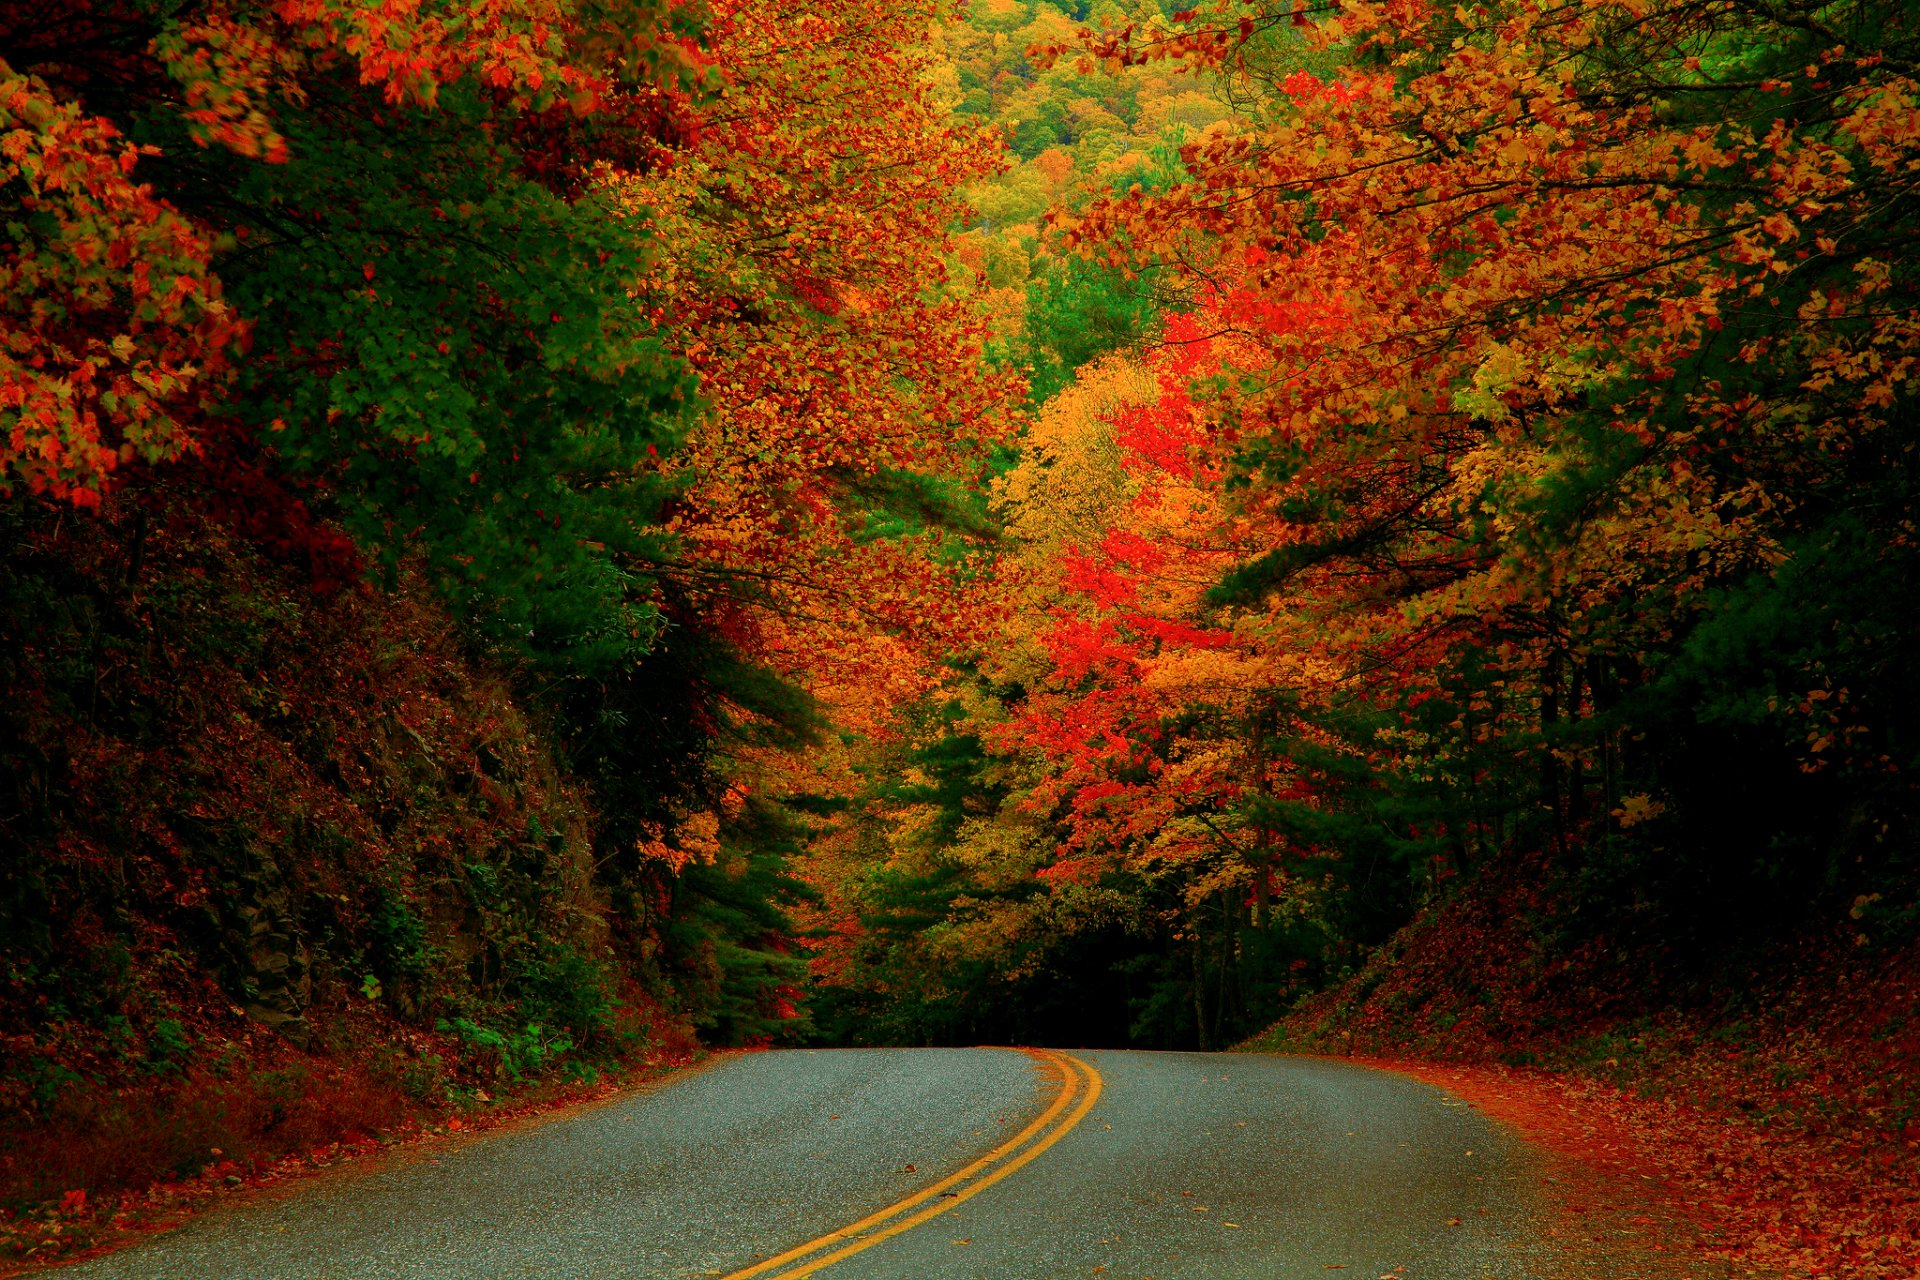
[716,1049,1103,1280]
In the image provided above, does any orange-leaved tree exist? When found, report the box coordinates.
[1041,0,1920,927]
[1,0,703,506]
[616,0,1023,718]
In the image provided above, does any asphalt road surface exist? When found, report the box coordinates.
[60,1049,1669,1279]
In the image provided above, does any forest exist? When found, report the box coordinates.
[2,0,1917,1271]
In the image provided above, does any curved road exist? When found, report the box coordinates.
[60,1049,1668,1279]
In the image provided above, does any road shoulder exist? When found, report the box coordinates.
[4,1052,727,1278]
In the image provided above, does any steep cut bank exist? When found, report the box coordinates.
[0,488,731,1266]
[1244,859,1920,1279]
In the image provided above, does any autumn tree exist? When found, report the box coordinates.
[2,0,709,650]
[817,0,1920,1049]
[2,0,1031,1047]
[1041,0,1920,943]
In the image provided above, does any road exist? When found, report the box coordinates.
[59,1049,1668,1279]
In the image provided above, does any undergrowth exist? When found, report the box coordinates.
[0,492,705,1263]
[1242,860,1920,1278]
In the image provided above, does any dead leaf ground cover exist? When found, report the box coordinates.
[0,1041,714,1276]
[1249,876,1920,1279]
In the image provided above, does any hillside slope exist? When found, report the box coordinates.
[1244,862,1920,1278]
[0,487,705,1262]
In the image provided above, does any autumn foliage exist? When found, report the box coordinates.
[789,4,1920,1269]
[797,0,1920,1179]
[1,0,1013,1249]
[0,67,238,505]
[4,0,1920,1271]
[1057,0,1920,949]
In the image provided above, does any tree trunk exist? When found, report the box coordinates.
[1191,918,1208,1051]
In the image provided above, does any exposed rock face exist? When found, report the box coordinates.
[191,827,314,1049]
[234,883,312,1048]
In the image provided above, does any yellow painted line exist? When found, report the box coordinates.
[715,1050,1077,1280]
[717,1049,1104,1280]
[776,1054,1103,1277]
